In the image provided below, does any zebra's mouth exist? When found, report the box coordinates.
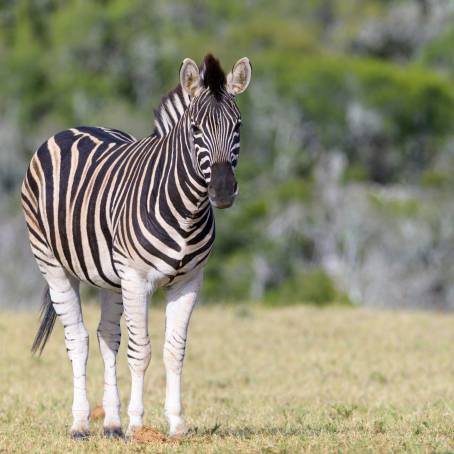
[209,196,235,209]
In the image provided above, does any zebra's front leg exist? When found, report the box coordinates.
[47,270,90,438]
[164,269,203,437]
[121,271,151,436]
[97,289,124,438]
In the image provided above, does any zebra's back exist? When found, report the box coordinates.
[21,126,137,289]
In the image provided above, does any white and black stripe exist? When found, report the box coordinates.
[21,53,251,438]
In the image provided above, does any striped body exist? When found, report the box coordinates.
[22,122,214,291]
[21,54,251,438]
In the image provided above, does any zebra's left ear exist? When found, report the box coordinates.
[180,58,202,97]
[226,57,251,95]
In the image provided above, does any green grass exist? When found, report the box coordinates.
[1,304,454,453]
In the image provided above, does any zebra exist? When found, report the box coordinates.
[21,54,252,439]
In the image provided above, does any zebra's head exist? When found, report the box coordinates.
[180,54,252,209]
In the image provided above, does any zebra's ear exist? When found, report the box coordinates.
[180,58,202,97]
[226,57,251,95]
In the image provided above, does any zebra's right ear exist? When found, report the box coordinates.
[180,58,202,97]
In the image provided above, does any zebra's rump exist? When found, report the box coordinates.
[21,126,136,289]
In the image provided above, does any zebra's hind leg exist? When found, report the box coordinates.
[97,289,124,438]
[44,264,90,438]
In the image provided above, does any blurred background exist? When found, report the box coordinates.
[1,0,453,310]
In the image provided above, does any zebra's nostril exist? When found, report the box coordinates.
[208,185,216,198]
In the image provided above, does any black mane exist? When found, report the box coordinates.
[152,84,190,136]
[200,54,226,100]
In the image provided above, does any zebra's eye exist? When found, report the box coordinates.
[191,124,201,135]
[234,122,241,132]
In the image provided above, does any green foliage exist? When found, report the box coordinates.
[1,0,454,307]
[342,164,369,183]
[421,170,453,189]
[274,178,314,203]
[368,192,420,218]
[202,252,255,302]
[263,53,454,181]
[419,23,454,77]
[264,269,352,306]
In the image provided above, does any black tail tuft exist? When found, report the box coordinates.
[31,286,57,356]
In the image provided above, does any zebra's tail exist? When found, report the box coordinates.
[31,286,57,355]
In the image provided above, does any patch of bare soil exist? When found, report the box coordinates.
[90,405,105,421]
[133,426,181,444]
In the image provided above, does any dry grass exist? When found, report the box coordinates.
[1,303,454,453]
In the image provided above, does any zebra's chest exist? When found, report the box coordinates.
[140,242,213,289]
[112,225,215,287]
[163,237,215,277]
[111,201,215,286]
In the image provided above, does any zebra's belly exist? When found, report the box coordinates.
[55,241,121,290]
[52,236,213,291]
[50,216,214,291]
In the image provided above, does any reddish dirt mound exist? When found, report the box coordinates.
[133,426,181,444]
[90,405,105,421]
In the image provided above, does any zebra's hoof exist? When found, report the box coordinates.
[169,421,189,438]
[71,430,90,440]
[103,427,124,439]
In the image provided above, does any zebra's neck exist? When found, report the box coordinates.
[153,84,191,137]
[143,111,211,233]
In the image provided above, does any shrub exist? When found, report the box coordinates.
[264,269,352,306]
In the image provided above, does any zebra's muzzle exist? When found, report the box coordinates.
[208,162,237,209]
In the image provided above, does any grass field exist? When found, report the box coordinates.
[1,303,454,453]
